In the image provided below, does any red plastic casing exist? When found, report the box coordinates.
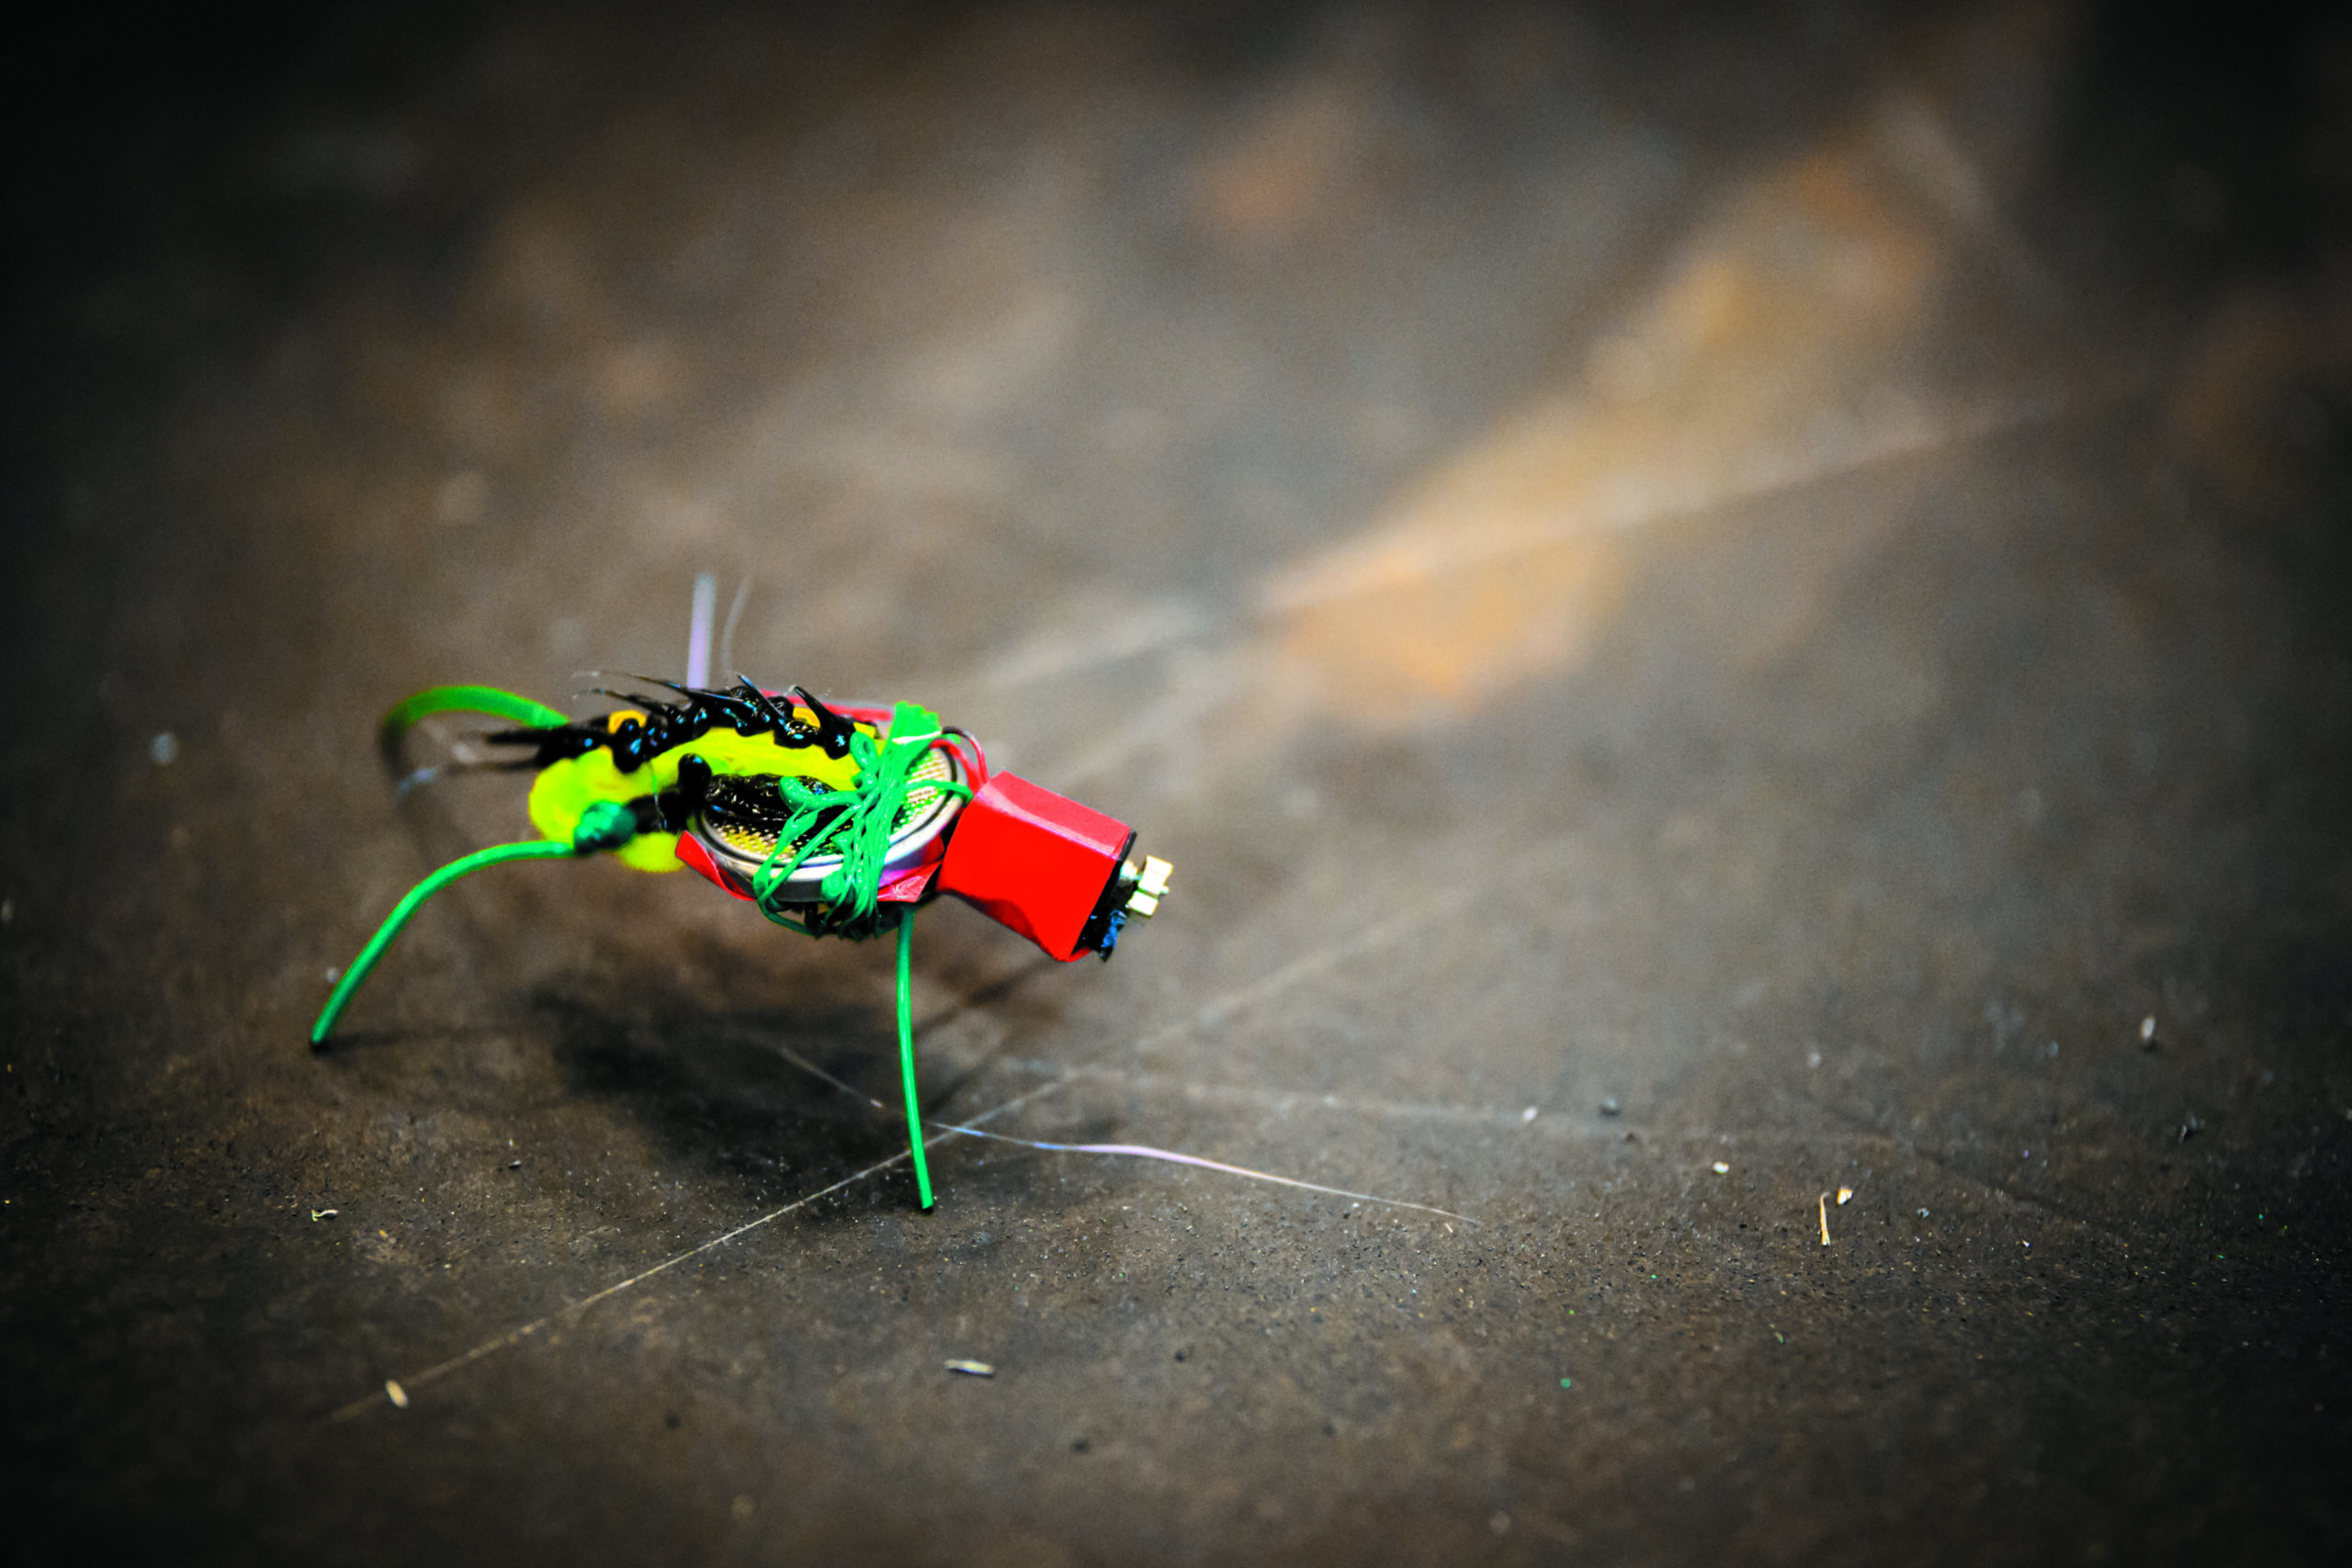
[935,772,1132,962]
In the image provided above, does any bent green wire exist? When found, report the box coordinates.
[310,840,576,1043]
[379,684,571,761]
[311,800,639,1044]
[896,907,933,1210]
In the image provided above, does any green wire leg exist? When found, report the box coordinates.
[379,684,571,761]
[897,906,935,1211]
[311,840,578,1044]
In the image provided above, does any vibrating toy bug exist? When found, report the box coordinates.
[312,678,1171,1210]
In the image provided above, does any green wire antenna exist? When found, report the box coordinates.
[379,684,570,759]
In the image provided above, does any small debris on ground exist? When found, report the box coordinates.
[1837,1186,1853,1205]
[1817,1193,1833,1246]
[1521,1106,1539,1122]
[2180,1111,2203,1143]
[385,1380,409,1409]
[1712,1161,1731,1174]
[507,1159,523,1170]
[1599,1097,1622,1117]
[944,1359,995,1378]
[310,1208,337,1221]
[2140,1015,2158,1049]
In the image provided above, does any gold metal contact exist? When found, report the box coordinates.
[1124,855,1172,918]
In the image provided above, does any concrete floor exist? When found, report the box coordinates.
[6,3,2350,1562]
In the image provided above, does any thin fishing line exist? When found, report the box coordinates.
[718,575,752,678]
[328,1074,1075,1422]
[761,1039,1468,1224]
[684,572,718,688]
[327,1153,902,1423]
[935,1123,1471,1224]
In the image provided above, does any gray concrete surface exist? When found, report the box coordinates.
[6,3,2351,1562]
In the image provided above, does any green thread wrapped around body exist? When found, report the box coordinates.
[747,701,972,942]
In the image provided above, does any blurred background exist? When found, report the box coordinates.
[5,1,2350,1562]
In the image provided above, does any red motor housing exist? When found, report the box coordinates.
[935,773,1136,963]
[668,696,1165,962]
